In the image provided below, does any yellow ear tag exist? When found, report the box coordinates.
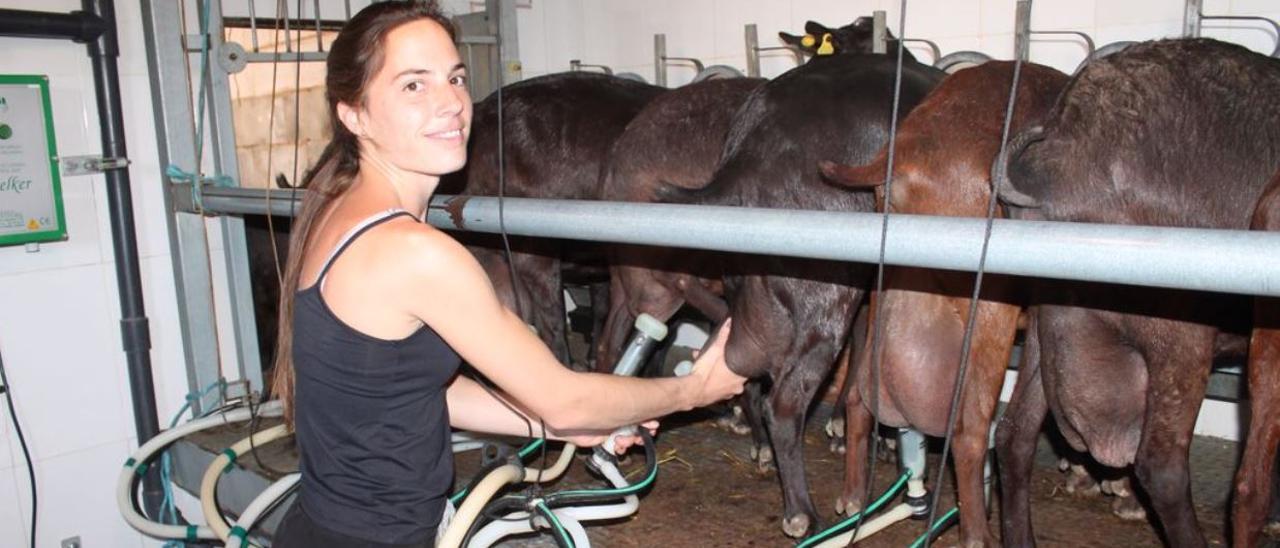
[817,33,835,55]
[801,34,816,48]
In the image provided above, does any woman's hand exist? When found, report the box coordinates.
[685,319,748,409]
[555,420,660,454]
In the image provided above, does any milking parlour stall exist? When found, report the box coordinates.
[2,0,1280,547]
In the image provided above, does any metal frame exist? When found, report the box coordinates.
[744,23,804,78]
[187,187,1280,299]
[1184,0,1280,57]
[143,0,517,409]
[141,0,250,414]
[653,33,709,87]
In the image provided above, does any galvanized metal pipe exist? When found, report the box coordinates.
[191,188,1280,297]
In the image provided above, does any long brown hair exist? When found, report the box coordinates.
[272,1,456,427]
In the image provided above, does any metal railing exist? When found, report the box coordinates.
[186,187,1280,298]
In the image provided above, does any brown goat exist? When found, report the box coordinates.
[820,61,1069,547]
[1235,171,1280,547]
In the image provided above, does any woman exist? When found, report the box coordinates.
[269,3,747,547]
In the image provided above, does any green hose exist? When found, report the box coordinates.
[908,507,958,548]
[535,500,575,548]
[449,437,546,505]
[795,470,912,548]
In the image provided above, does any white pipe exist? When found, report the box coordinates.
[467,455,640,547]
[223,473,300,548]
[117,401,283,540]
[200,424,292,542]
[440,442,580,548]
[524,443,576,482]
[815,502,917,548]
[452,441,487,453]
[439,463,525,548]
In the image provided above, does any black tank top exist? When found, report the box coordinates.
[292,209,461,545]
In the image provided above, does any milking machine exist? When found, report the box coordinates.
[437,312,675,548]
[117,312,679,548]
[117,400,285,542]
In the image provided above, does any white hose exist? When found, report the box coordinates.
[438,463,525,548]
[523,443,576,482]
[223,472,300,548]
[200,424,292,543]
[439,443,579,548]
[452,441,488,453]
[116,401,283,540]
[814,502,917,548]
[467,454,641,548]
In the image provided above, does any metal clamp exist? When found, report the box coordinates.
[744,23,805,78]
[59,155,131,176]
[569,59,614,74]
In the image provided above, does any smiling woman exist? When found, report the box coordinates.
[267,2,746,547]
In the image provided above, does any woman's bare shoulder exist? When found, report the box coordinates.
[374,219,490,289]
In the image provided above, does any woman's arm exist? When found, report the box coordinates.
[446,374,655,450]
[446,373,551,438]
[393,227,745,432]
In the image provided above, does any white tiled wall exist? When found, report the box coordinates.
[515,0,1279,84]
[0,1,1274,547]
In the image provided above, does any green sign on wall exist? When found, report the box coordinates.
[0,75,66,247]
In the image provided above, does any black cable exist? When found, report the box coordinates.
[920,34,1027,545]
[0,343,37,548]
[460,429,658,546]
[490,0,549,483]
[856,3,908,544]
[247,396,290,477]
[494,8,523,322]
[461,494,527,545]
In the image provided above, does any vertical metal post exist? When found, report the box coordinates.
[281,0,292,52]
[151,7,222,408]
[1015,0,1033,61]
[141,0,225,416]
[247,0,259,51]
[1184,0,1203,37]
[205,0,265,393]
[872,11,888,54]
[744,23,760,77]
[313,0,323,51]
[489,0,521,85]
[654,33,667,87]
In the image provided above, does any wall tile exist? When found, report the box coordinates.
[0,264,132,461]
[24,440,144,548]
[0,468,30,548]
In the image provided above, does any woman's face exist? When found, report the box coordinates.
[342,19,472,177]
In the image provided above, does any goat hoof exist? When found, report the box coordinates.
[1110,494,1147,521]
[750,445,774,473]
[782,514,812,538]
[714,406,752,436]
[835,494,862,516]
[1264,521,1280,538]
[1100,478,1132,498]
[825,417,846,438]
[828,437,846,455]
[1063,466,1101,497]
